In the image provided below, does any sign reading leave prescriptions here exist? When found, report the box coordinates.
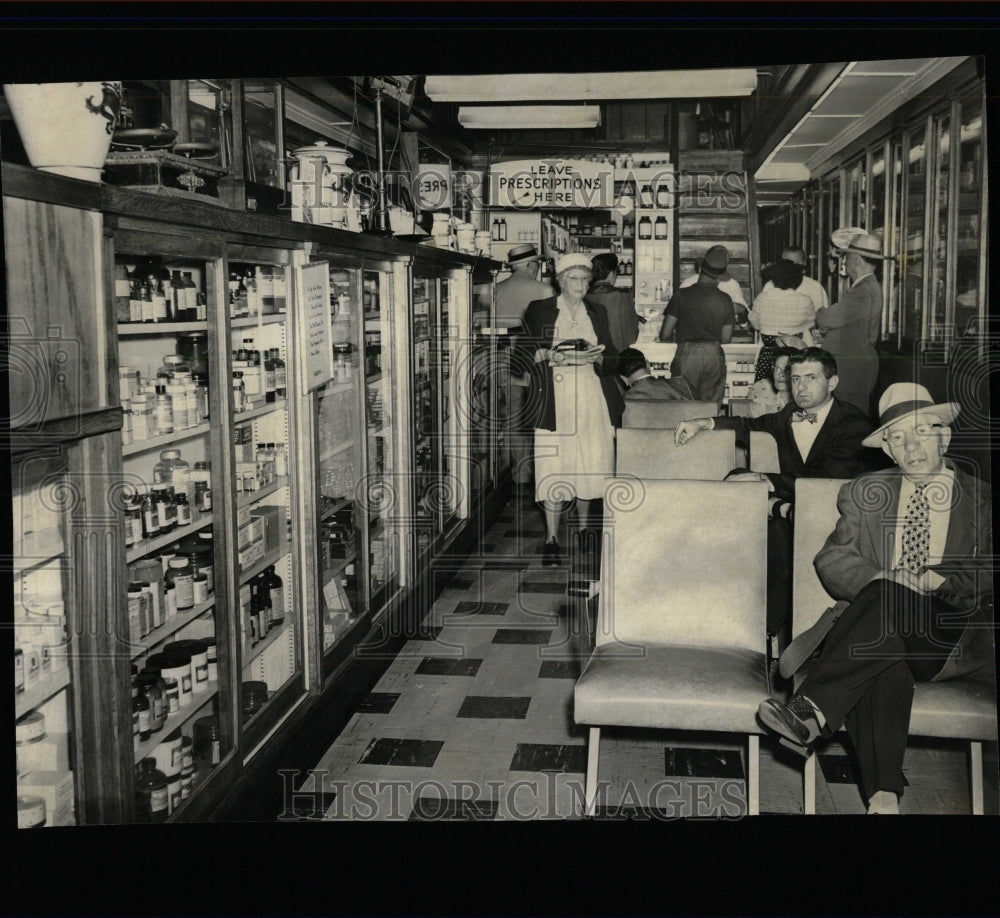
[489,159,614,209]
[295,261,333,392]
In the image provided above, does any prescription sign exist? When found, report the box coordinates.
[489,159,614,209]
[415,164,452,210]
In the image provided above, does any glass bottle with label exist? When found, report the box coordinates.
[139,484,160,540]
[135,758,169,823]
[271,348,286,398]
[115,262,132,322]
[166,557,195,612]
[638,216,652,240]
[654,215,667,240]
[182,272,198,321]
[265,565,284,626]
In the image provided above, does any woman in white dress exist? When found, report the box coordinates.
[520,254,624,566]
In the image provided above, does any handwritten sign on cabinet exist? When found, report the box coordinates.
[295,261,333,392]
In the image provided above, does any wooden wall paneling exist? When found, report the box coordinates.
[620,103,647,141]
[604,103,621,142]
[4,197,109,426]
[646,102,669,142]
[67,430,134,824]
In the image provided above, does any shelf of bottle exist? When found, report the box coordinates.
[13,528,64,577]
[231,313,286,329]
[243,617,291,668]
[129,597,216,662]
[123,422,212,457]
[126,511,214,565]
[118,321,208,336]
[323,552,357,586]
[134,682,218,766]
[16,665,71,720]
[320,440,354,462]
[235,398,287,423]
[320,496,351,521]
[239,542,291,587]
[237,476,288,510]
[323,610,365,654]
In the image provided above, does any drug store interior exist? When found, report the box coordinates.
[5,14,995,858]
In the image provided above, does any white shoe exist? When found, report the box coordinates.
[866,790,899,814]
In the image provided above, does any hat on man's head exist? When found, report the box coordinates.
[831,227,888,260]
[861,382,960,447]
[507,243,541,265]
[554,253,594,276]
[700,245,731,280]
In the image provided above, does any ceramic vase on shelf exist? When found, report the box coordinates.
[3,81,121,182]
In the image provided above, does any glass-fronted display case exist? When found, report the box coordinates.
[469,271,495,505]
[14,449,77,828]
[316,262,363,654]
[411,271,441,562]
[952,96,983,345]
[362,266,401,613]
[113,242,234,821]
[900,121,928,345]
[186,79,235,171]
[226,251,299,743]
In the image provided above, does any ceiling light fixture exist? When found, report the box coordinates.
[429,70,757,103]
[458,105,601,130]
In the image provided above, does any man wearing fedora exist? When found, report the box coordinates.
[495,243,553,485]
[757,383,994,814]
[657,244,735,405]
[815,230,886,418]
[678,243,749,325]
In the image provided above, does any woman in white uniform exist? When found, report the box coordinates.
[520,254,624,566]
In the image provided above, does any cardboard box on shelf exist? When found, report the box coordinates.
[17,770,74,826]
[17,733,70,777]
[253,504,286,554]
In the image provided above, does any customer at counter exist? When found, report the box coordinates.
[678,244,749,325]
[586,252,640,354]
[657,245,733,406]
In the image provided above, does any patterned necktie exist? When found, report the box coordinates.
[792,410,818,424]
[898,482,931,575]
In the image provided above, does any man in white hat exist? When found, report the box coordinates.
[495,243,553,484]
[757,383,993,814]
[815,230,886,417]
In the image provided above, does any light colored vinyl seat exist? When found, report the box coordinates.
[749,430,781,475]
[621,399,719,430]
[574,478,771,816]
[615,428,736,480]
[791,478,997,814]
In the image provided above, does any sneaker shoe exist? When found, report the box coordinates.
[757,694,822,752]
[542,537,560,567]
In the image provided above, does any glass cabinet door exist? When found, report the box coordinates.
[469,275,494,504]
[362,268,400,609]
[316,264,362,652]
[901,124,929,344]
[953,96,984,345]
[14,450,77,828]
[114,245,232,820]
[227,254,299,742]
[437,276,461,534]
[411,272,441,561]
[927,109,952,347]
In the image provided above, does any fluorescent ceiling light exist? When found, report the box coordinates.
[458,105,601,130]
[428,70,757,103]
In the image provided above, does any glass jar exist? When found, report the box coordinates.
[165,557,195,612]
[137,672,166,734]
[193,715,222,773]
[135,758,169,823]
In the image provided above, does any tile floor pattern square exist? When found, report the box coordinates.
[305,492,999,819]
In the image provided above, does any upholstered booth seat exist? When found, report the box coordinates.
[791,478,997,813]
[575,644,768,733]
[574,478,771,815]
[615,428,736,480]
[621,399,719,430]
[749,430,781,475]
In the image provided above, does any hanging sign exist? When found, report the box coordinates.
[489,159,614,209]
[295,261,333,392]
[415,163,452,210]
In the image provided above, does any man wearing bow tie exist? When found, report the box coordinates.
[674,348,884,644]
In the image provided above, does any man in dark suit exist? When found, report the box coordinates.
[757,384,993,813]
[674,348,883,644]
[617,347,694,401]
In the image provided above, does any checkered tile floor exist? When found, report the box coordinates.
[300,486,998,820]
